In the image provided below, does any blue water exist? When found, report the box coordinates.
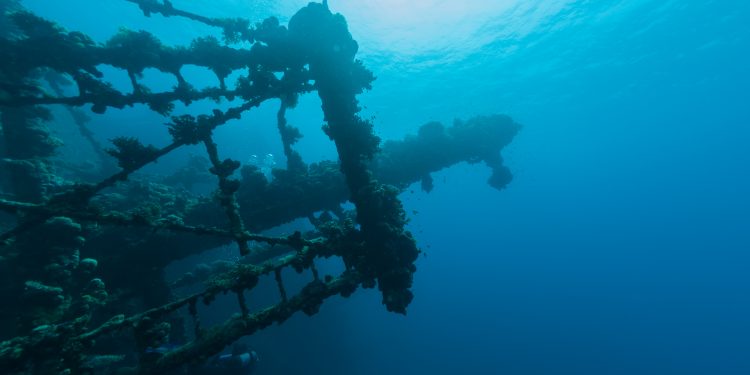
[21,0,750,374]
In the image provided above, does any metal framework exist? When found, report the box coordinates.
[0,1,520,374]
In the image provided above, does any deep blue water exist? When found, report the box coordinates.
[21,0,750,374]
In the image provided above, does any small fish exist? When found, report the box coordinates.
[144,343,180,354]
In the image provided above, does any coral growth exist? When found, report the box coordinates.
[0,1,519,374]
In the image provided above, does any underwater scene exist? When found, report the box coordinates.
[1,0,748,374]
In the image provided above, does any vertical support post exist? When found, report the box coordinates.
[274,268,288,302]
[288,3,420,314]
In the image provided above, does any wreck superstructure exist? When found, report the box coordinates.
[0,1,519,373]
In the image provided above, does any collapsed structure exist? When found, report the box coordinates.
[0,1,520,374]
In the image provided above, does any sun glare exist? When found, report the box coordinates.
[328,0,542,61]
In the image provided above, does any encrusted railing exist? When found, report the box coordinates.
[0,1,519,374]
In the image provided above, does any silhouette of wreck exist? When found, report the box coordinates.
[0,1,520,373]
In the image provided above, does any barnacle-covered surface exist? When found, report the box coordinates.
[0,1,519,374]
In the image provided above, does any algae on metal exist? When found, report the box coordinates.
[0,1,520,374]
